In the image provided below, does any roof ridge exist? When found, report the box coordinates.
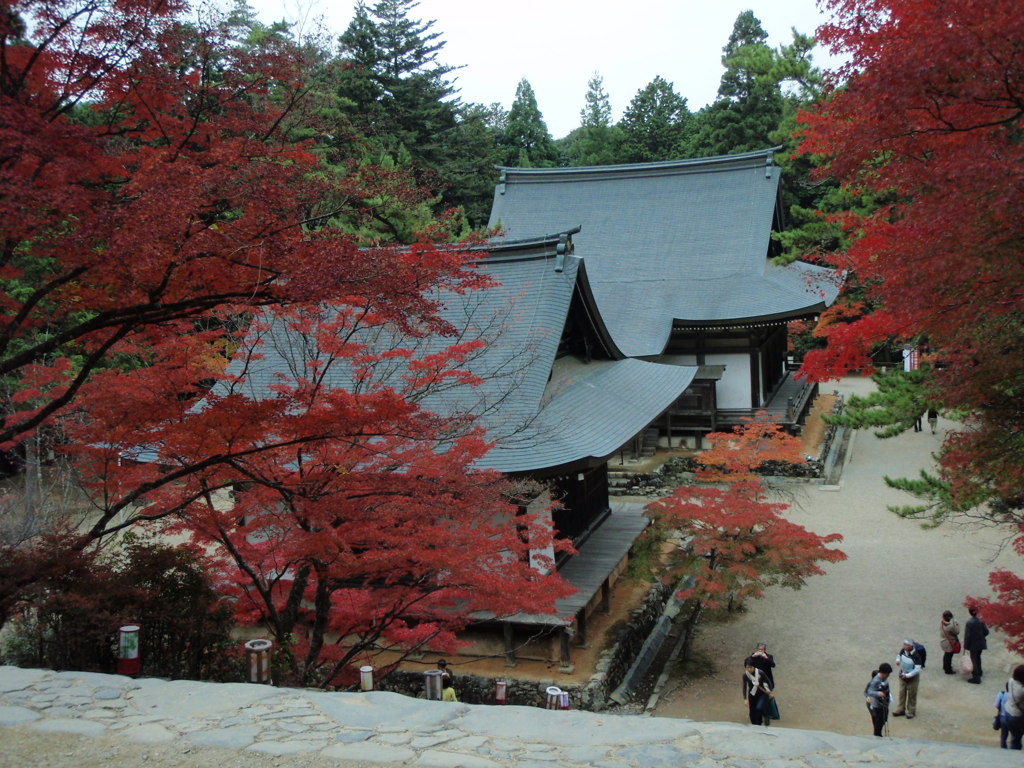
[496,148,781,182]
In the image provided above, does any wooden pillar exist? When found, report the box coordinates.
[576,610,587,646]
[560,627,572,667]
[503,623,516,666]
[601,579,611,614]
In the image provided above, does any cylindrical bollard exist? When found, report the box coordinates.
[245,638,273,684]
[116,624,141,677]
[545,685,562,710]
[359,665,374,692]
[424,669,443,701]
[559,691,570,710]
[494,679,507,705]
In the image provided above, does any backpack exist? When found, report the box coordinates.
[913,642,927,668]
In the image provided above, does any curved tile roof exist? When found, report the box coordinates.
[214,234,697,474]
[488,149,840,357]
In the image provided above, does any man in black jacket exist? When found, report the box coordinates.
[964,606,990,684]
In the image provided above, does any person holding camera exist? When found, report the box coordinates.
[749,642,776,688]
[865,663,893,737]
[892,639,924,719]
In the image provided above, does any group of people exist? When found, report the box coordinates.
[741,643,776,726]
[864,606,1006,742]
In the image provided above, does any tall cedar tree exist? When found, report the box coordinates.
[497,78,560,168]
[617,76,691,163]
[646,416,845,653]
[561,73,620,166]
[0,0,572,667]
[797,0,1024,517]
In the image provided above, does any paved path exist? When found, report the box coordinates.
[0,664,1020,768]
[651,375,1021,748]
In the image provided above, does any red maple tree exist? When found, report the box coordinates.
[0,0,574,676]
[796,0,1024,512]
[646,416,846,648]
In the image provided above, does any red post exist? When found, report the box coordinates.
[116,625,141,677]
[494,679,507,705]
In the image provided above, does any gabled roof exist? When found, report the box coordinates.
[220,232,696,474]
[488,149,840,357]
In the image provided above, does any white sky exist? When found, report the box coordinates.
[246,0,840,139]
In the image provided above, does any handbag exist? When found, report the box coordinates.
[960,653,974,676]
[767,696,780,720]
[942,620,962,655]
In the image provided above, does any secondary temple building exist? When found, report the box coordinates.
[488,148,840,448]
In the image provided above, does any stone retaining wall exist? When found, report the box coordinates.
[380,580,672,711]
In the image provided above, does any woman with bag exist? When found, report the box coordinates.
[939,610,961,674]
[742,657,775,726]
[998,665,1024,749]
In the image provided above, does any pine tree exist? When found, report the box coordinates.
[690,10,784,157]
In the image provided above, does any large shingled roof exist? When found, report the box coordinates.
[218,233,696,474]
[488,149,840,357]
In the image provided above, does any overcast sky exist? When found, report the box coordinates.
[246,0,840,139]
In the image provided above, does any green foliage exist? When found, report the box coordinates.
[617,76,691,162]
[690,11,784,157]
[623,521,668,582]
[497,79,560,167]
[884,470,958,527]
[823,368,932,437]
[562,73,621,166]
[327,0,499,232]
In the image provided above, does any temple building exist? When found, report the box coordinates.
[488,149,841,447]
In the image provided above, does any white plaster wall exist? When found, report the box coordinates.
[705,353,751,409]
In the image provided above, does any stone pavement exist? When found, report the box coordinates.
[0,665,1019,767]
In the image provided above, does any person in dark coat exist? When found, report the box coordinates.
[964,605,990,684]
[742,657,774,726]
[750,642,776,688]
[865,663,893,737]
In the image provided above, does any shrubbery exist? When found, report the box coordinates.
[1,536,243,681]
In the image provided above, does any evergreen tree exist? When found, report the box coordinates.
[497,78,560,167]
[616,76,691,163]
[690,10,785,157]
[563,73,620,166]
[329,0,496,232]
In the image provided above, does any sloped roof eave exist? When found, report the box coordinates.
[478,358,697,473]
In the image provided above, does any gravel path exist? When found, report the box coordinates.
[652,375,1020,747]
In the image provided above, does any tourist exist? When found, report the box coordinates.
[939,610,961,674]
[865,663,892,737]
[742,657,774,726]
[750,642,776,688]
[998,665,1024,749]
[441,676,458,702]
[964,606,989,684]
[927,408,939,434]
[892,639,923,718]
[437,658,453,682]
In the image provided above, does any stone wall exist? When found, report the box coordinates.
[379,580,672,711]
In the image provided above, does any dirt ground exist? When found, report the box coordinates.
[5,384,1011,765]
[651,377,1019,748]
